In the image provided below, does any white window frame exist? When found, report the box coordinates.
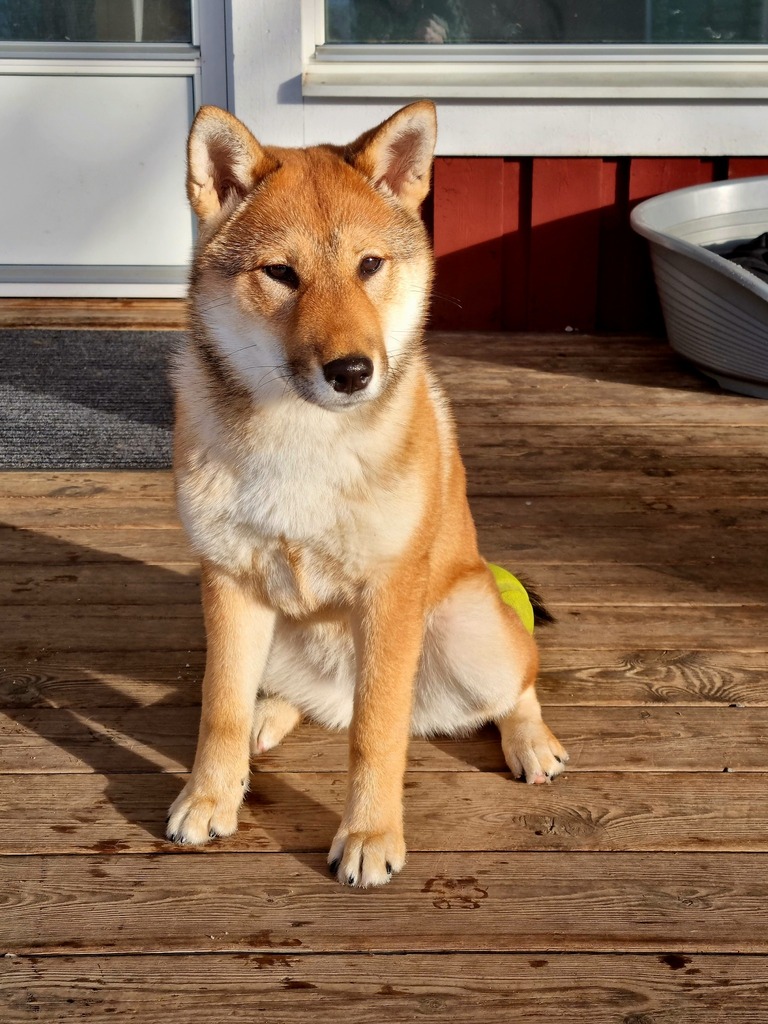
[224,0,768,160]
[302,0,768,99]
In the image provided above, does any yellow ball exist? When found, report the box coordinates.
[487,562,535,635]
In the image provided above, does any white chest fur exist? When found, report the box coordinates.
[176,373,424,616]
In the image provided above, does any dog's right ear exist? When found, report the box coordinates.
[187,106,277,222]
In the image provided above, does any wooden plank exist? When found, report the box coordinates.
[0,298,187,330]
[3,851,768,953]
[0,563,199,605]
[2,649,764,711]
[0,471,174,503]
[2,706,765,776]
[2,952,765,1024]
[21,518,763,574]
[0,600,764,652]
[5,490,768,535]
[481,524,768,567]
[539,650,768,707]
[535,606,768,650]
[0,649,205,709]
[479,495,768,525]
[528,159,615,332]
[459,424,768,448]
[4,772,768,855]
[451,371,719,403]
[4,485,767,571]
[0,527,193,565]
[454,403,768,426]
[432,347,716,390]
[5,508,768,567]
[3,552,767,609]
[463,457,768,498]
[431,158,506,330]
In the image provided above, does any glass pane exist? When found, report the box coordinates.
[0,0,193,44]
[326,0,768,44]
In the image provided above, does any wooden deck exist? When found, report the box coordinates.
[2,327,768,1021]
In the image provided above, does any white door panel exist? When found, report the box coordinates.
[0,72,194,266]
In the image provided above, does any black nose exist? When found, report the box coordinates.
[322,356,374,395]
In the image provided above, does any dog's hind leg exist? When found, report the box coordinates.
[497,682,568,785]
[417,565,568,782]
[250,695,301,755]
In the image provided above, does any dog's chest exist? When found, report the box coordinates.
[179,423,422,616]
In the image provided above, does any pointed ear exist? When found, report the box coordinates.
[187,106,277,222]
[348,101,437,211]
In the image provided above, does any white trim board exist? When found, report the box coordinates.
[228,0,768,156]
[0,266,188,298]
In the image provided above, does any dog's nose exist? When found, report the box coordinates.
[322,356,373,394]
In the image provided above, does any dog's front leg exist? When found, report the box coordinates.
[329,568,426,887]
[167,562,276,845]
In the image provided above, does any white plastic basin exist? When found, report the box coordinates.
[631,175,768,398]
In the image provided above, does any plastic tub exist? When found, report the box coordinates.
[630,175,768,398]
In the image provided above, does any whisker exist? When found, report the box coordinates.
[195,299,233,315]
[251,368,292,396]
[430,291,463,309]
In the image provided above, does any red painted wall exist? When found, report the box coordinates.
[429,156,768,333]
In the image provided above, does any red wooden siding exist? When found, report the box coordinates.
[728,158,768,178]
[527,158,617,332]
[430,156,762,332]
[432,158,507,330]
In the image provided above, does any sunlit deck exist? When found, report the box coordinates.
[2,323,767,1021]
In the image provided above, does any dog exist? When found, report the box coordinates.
[166,100,568,886]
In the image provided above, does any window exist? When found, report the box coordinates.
[303,0,768,99]
[326,0,768,46]
[0,0,192,44]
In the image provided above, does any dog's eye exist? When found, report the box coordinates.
[360,256,384,277]
[264,264,299,288]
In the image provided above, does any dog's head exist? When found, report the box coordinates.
[186,102,436,410]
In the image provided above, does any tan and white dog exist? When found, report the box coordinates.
[166,101,568,886]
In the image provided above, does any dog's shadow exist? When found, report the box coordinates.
[1,523,337,873]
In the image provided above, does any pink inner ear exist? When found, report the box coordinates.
[378,127,429,194]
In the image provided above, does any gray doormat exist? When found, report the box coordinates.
[0,329,177,469]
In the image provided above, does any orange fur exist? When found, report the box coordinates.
[166,102,568,886]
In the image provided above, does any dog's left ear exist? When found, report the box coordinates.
[348,101,437,211]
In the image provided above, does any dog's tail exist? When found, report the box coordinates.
[518,574,556,627]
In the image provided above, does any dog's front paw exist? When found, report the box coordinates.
[502,721,569,784]
[166,779,244,846]
[327,826,406,888]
